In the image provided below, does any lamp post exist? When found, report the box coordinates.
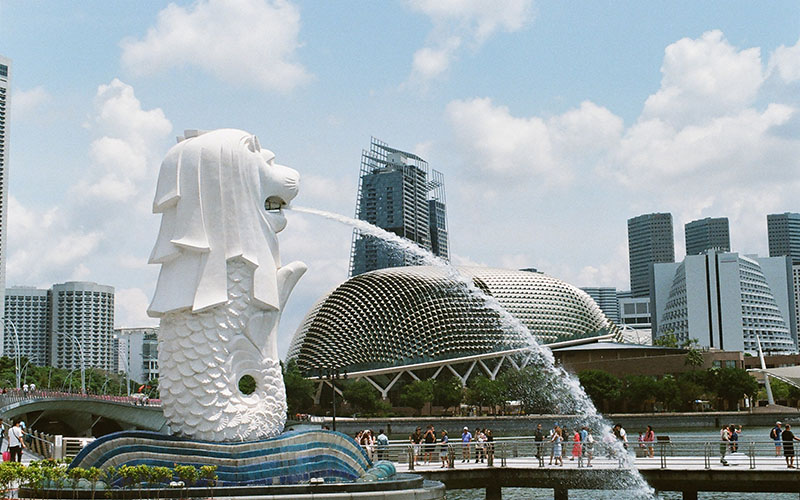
[319,367,347,432]
[1,318,21,389]
[62,333,86,394]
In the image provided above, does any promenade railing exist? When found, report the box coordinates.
[365,436,800,471]
[0,389,161,408]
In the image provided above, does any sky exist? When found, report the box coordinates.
[1,0,800,358]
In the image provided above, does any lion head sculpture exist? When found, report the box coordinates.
[147,128,300,316]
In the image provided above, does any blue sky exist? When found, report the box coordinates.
[2,0,800,357]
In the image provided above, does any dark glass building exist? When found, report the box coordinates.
[627,212,674,298]
[349,138,448,276]
[768,213,800,265]
[684,217,730,255]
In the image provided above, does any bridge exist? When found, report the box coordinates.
[0,391,167,437]
[379,438,800,499]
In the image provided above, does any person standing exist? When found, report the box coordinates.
[579,425,589,467]
[571,428,582,464]
[585,427,595,468]
[460,427,472,463]
[644,425,656,458]
[719,425,730,466]
[475,428,486,463]
[376,429,389,461]
[728,424,738,454]
[772,421,783,456]
[409,427,422,465]
[7,421,24,462]
[485,429,495,464]
[552,428,563,466]
[439,430,449,468]
[423,425,436,464]
[534,424,545,467]
[782,424,800,468]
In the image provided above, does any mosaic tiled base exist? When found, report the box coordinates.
[71,430,377,485]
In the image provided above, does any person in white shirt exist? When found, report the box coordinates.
[7,421,25,462]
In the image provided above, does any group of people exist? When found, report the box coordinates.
[770,421,800,468]
[636,425,657,458]
[354,428,390,461]
[408,425,451,467]
[533,423,596,468]
[458,427,494,464]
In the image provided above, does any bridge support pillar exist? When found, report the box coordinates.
[682,490,698,500]
[486,483,501,500]
[554,486,568,500]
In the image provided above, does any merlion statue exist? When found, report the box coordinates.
[147,129,306,441]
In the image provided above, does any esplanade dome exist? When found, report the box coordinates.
[287,266,617,375]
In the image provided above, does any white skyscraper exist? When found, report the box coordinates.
[0,55,10,354]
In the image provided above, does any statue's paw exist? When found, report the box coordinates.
[277,261,307,307]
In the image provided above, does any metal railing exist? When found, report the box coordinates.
[365,437,800,471]
[0,390,161,408]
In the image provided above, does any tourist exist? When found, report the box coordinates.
[549,424,558,465]
[644,425,656,458]
[485,429,494,464]
[571,427,582,464]
[410,427,422,465]
[584,427,594,467]
[551,427,563,466]
[719,425,730,466]
[534,423,545,467]
[439,430,449,468]
[728,424,738,454]
[7,421,24,462]
[579,426,588,467]
[771,421,783,456]
[376,429,389,461]
[22,384,28,396]
[423,425,436,464]
[782,424,800,468]
[475,428,486,463]
[613,423,628,467]
[362,430,375,461]
[461,427,472,463]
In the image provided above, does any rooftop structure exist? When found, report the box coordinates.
[288,266,618,376]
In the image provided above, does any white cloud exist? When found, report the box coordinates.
[121,0,310,92]
[406,0,534,83]
[73,79,172,204]
[11,86,51,120]
[642,30,764,127]
[769,37,800,83]
[445,97,621,186]
[411,37,461,81]
[440,30,800,290]
[116,288,157,328]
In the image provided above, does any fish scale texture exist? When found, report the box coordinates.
[158,259,286,441]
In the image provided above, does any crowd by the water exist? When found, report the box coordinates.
[345,421,800,469]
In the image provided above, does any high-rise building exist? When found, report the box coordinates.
[627,213,675,298]
[685,217,730,255]
[653,251,796,354]
[4,287,50,366]
[114,327,159,384]
[581,287,621,324]
[0,55,11,353]
[349,138,448,276]
[768,213,800,265]
[50,282,115,371]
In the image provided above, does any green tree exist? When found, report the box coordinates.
[282,360,315,415]
[623,375,658,412]
[342,379,383,415]
[578,370,622,411]
[655,375,681,410]
[400,380,434,415]
[713,367,759,409]
[465,376,507,416]
[653,333,679,348]
[432,378,463,413]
